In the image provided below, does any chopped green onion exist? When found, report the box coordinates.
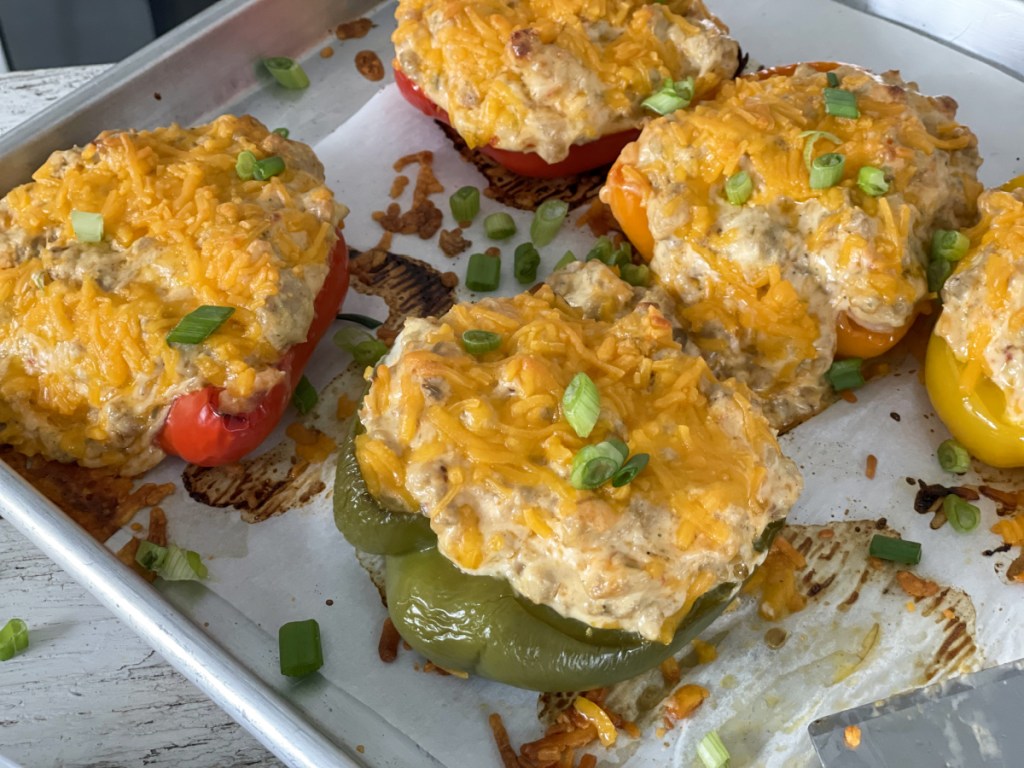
[166,305,235,345]
[604,437,630,463]
[530,199,569,247]
[619,263,651,287]
[465,252,501,291]
[291,375,318,415]
[553,251,577,271]
[798,130,842,171]
[336,313,383,329]
[236,150,258,180]
[809,152,845,189]
[826,71,840,88]
[570,442,625,490]
[279,619,324,677]
[824,87,860,119]
[513,242,541,284]
[931,229,970,262]
[484,212,517,240]
[697,730,730,768]
[825,357,864,390]
[943,494,981,533]
[927,257,953,294]
[857,166,889,196]
[612,453,650,487]
[272,127,290,137]
[253,155,286,180]
[0,618,29,662]
[461,329,502,355]
[333,327,388,366]
[135,541,209,581]
[725,170,753,205]
[70,210,103,243]
[642,76,695,115]
[264,57,310,90]
[450,186,481,224]
[868,534,922,565]
[586,236,614,265]
[937,438,971,474]
[563,372,600,438]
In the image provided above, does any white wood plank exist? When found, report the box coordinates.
[0,67,281,768]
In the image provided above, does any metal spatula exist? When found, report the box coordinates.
[808,657,1024,767]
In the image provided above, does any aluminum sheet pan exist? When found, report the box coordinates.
[1,0,1024,766]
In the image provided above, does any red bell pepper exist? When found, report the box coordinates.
[393,66,638,178]
[156,231,350,466]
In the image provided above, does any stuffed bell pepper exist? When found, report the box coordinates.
[0,115,349,475]
[927,185,1024,468]
[601,62,982,429]
[335,263,801,691]
[391,0,740,177]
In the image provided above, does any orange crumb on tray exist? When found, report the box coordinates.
[905,600,916,612]
[663,685,709,727]
[844,724,862,749]
[336,394,358,420]
[319,46,334,58]
[840,389,858,403]
[660,656,682,687]
[897,570,940,598]
[992,514,1024,546]
[692,638,717,664]
[865,454,877,480]
[285,422,336,463]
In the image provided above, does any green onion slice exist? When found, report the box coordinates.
[937,438,971,474]
[931,229,970,262]
[642,76,696,115]
[70,210,104,243]
[530,199,569,247]
[810,152,846,189]
[0,618,29,662]
[604,437,630,463]
[868,534,922,565]
[825,357,864,391]
[484,212,517,240]
[725,170,753,205]
[563,372,600,438]
[586,236,614,265]
[166,305,235,345]
[697,730,731,768]
[291,375,318,415]
[798,130,842,171]
[333,327,388,366]
[612,453,650,487]
[927,257,953,294]
[824,87,860,119]
[857,166,889,196]
[336,313,383,329]
[253,155,286,180]
[461,329,502,356]
[570,443,625,490]
[943,494,981,533]
[272,127,290,137]
[279,619,324,677]
[264,57,310,90]
[513,242,541,284]
[466,252,501,292]
[236,150,258,180]
[449,186,481,224]
[826,71,840,88]
[135,541,209,581]
[619,263,651,287]
[553,250,577,272]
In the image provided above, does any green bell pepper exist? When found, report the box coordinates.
[334,413,778,692]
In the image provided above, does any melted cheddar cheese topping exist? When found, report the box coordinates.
[936,188,1024,425]
[356,272,801,642]
[603,64,981,428]
[0,115,344,475]
[393,0,739,163]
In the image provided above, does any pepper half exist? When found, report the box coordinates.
[334,415,774,692]
[157,231,350,466]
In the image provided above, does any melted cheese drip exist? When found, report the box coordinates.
[357,282,801,641]
[0,115,342,474]
[936,188,1024,425]
[393,0,739,162]
[606,64,981,427]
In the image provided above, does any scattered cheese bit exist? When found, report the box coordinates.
[844,725,862,749]
[865,454,878,480]
[897,570,940,598]
[663,684,709,726]
[692,638,718,664]
[573,696,617,747]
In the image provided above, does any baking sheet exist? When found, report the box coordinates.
[2,0,1024,766]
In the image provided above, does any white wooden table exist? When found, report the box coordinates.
[0,66,281,768]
